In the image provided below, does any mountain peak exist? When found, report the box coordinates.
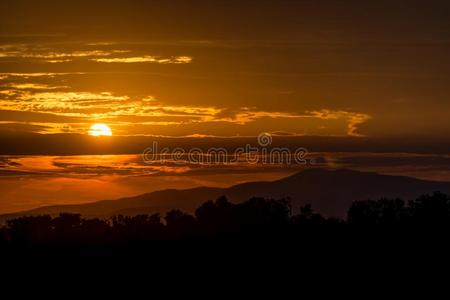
[282,168,367,181]
[2,168,450,223]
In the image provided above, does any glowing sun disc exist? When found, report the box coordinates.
[89,123,112,136]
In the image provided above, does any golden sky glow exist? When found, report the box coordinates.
[0,1,449,140]
[0,70,371,136]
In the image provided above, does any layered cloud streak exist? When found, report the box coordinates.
[0,42,370,136]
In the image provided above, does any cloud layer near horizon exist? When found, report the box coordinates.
[0,152,449,213]
[0,65,370,136]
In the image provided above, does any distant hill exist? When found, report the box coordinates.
[2,168,450,222]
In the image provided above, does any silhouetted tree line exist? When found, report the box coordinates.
[1,192,449,248]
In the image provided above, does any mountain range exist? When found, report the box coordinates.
[2,168,450,223]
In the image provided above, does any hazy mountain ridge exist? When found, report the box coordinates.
[2,168,450,223]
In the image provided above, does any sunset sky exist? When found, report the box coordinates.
[1,0,450,213]
[1,0,449,140]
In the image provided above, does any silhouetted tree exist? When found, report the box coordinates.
[0,226,8,246]
[78,218,111,244]
[408,192,450,227]
[195,196,233,236]
[348,198,408,226]
[292,204,325,224]
[165,209,198,239]
[111,214,164,241]
[7,215,52,245]
[51,213,82,243]
[230,197,290,238]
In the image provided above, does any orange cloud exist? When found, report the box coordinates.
[92,56,192,63]
[307,110,371,136]
[0,79,371,136]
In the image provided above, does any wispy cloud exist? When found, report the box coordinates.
[92,56,192,64]
[0,86,371,136]
[5,83,68,90]
[217,109,301,125]
[0,91,130,117]
[0,44,192,64]
[0,72,85,78]
[0,46,131,63]
[308,110,371,136]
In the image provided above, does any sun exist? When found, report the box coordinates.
[89,123,113,136]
